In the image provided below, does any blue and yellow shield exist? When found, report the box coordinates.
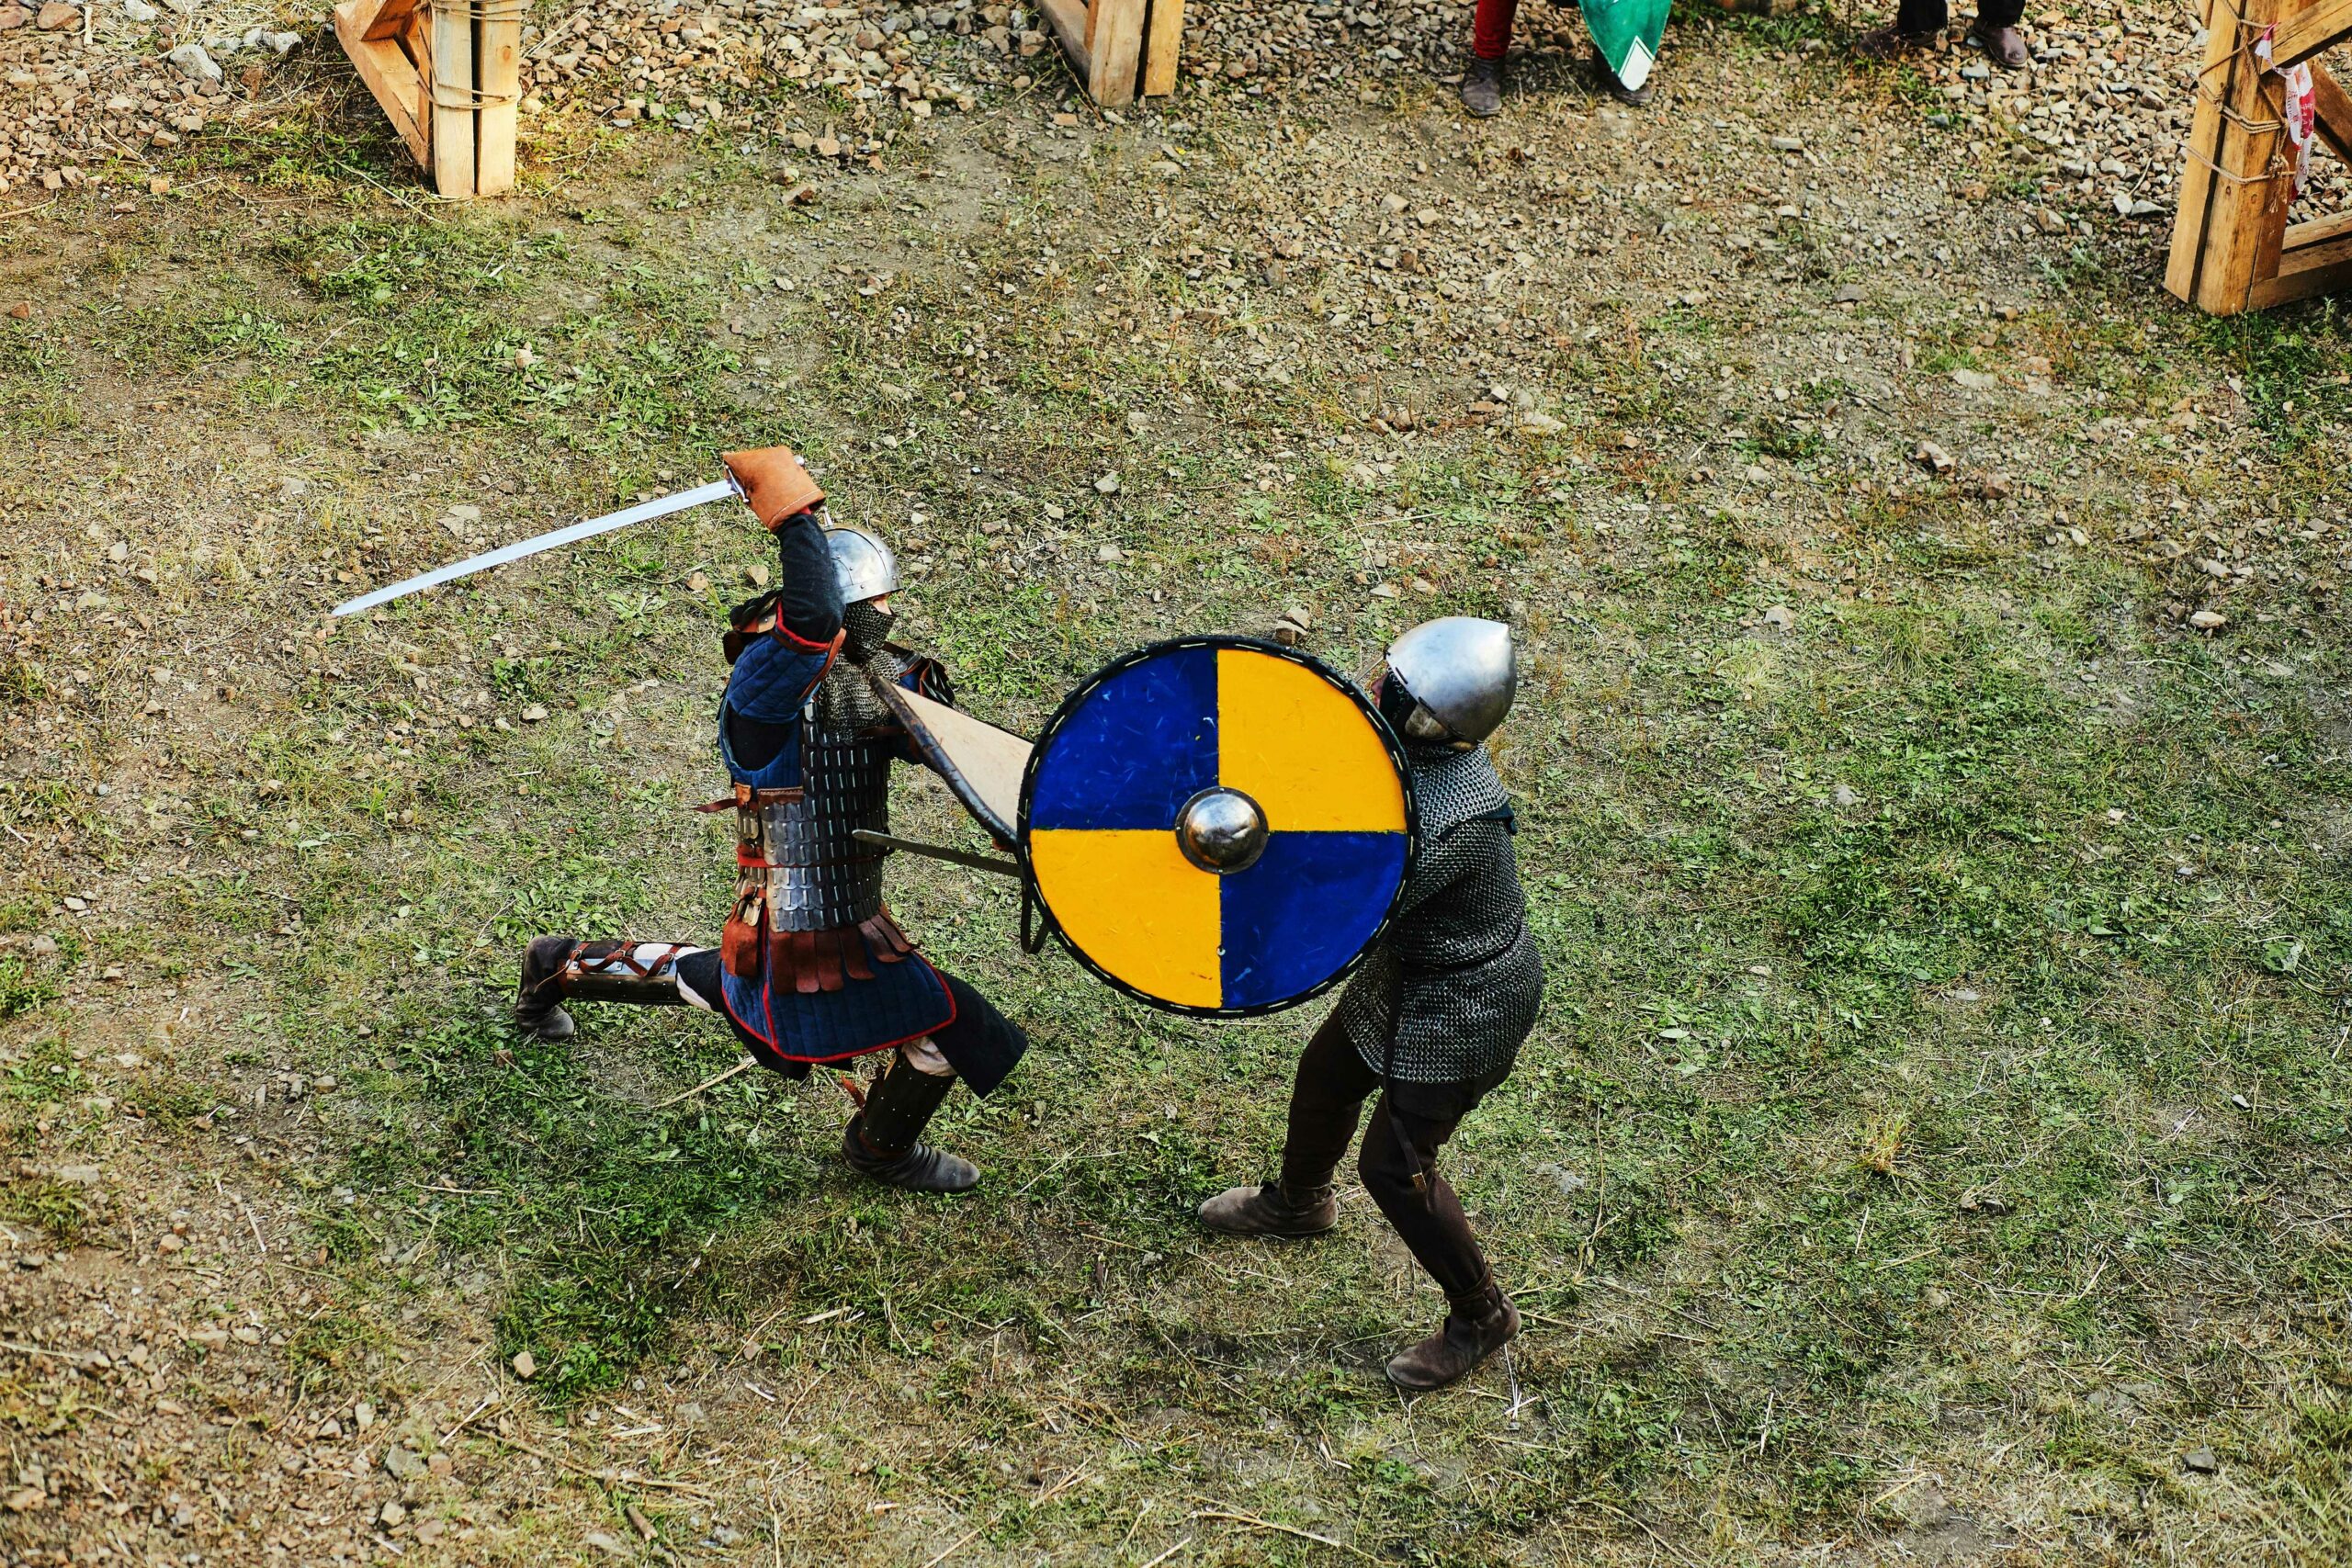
[1020,637,1417,1016]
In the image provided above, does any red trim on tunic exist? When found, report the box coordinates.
[719,952,956,1066]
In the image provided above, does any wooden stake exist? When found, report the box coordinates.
[475,0,520,196]
[430,0,476,197]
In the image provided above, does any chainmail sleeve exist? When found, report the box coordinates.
[1331,747,1544,1084]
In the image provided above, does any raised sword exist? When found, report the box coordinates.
[330,477,741,617]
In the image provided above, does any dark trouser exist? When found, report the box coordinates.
[1279,1014,1511,1306]
[1894,0,2023,34]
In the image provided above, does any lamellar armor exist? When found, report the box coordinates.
[714,593,954,1024]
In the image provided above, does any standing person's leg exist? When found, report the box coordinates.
[1199,1014,1383,1236]
[1355,1071,1518,1390]
[1854,0,1949,57]
[1460,0,1520,118]
[1967,0,2029,68]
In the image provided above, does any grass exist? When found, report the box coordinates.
[2,59,2350,1568]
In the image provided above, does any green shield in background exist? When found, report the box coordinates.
[1582,0,1669,89]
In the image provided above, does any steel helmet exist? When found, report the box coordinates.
[1384,616,1516,748]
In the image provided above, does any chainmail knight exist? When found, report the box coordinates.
[1196,616,1544,1393]
[514,445,1028,1194]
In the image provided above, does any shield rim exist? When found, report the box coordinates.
[1017,634,1420,1019]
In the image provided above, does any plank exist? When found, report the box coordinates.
[334,0,430,170]
[1087,0,1145,107]
[2165,0,2290,313]
[1141,0,1182,96]
[2249,224,2352,306]
[475,4,520,196]
[429,0,475,197]
[2281,206,2352,253]
[2271,0,2352,69]
[2309,62,2352,167]
[361,0,420,42]
[1038,0,1091,81]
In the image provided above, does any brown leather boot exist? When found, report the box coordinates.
[1459,55,1503,118]
[1385,1281,1521,1392]
[1197,1179,1339,1238]
[1852,22,1934,60]
[1967,19,2029,68]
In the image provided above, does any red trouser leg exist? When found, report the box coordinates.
[1472,0,1519,60]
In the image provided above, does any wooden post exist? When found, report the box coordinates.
[334,0,518,197]
[475,0,520,196]
[2165,0,2288,314]
[2165,0,2352,312]
[1039,0,1182,107]
[428,0,474,197]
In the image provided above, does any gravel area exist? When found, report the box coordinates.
[5,1,2348,231]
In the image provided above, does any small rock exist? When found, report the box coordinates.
[1124,411,1151,434]
[56,1164,101,1185]
[1833,784,1861,807]
[353,1401,375,1430]
[744,563,769,587]
[2183,1446,2219,1474]
[384,1445,426,1481]
[1914,439,1954,475]
[1095,544,1124,564]
[1981,471,2015,500]
[512,1349,537,1380]
[34,2,74,28]
[1094,471,1121,494]
[1951,369,1998,392]
[166,42,222,83]
[379,1500,407,1528]
[1832,283,1864,304]
[1762,604,1795,630]
[0,6,29,28]
[120,0,158,17]
[686,570,709,592]
[520,705,548,723]
[2188,609,2228,632]
[585,1532,628,1556]
[1769,134,1804,152]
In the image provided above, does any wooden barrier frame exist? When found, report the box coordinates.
[2167,0,2352,313]
[1037,0,1182,108]
[334,0,518,198]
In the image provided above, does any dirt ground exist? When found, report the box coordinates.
[3,4,2350,1566]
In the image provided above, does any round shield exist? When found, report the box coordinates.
[1019,637,1417,1016]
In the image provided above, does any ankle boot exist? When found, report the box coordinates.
[1198,1179,1339,1237]
[515,936,580,1041]
[1385,1280,1521,1392]
[842,1055,978,1193]
[1459,54,1503,118]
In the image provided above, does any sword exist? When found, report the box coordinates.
[852,829,1021,879]
[330,478,742,617]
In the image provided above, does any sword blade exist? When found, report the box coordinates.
[852,829,1022,879]
[330,479,741,617]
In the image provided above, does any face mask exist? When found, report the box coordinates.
[842,599,895,663]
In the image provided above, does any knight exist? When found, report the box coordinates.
[512,446,1028,1192]
[1195,617,1544,1390]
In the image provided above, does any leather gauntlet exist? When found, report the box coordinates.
[721,445,826,530]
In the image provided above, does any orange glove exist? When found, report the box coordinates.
[721,446,825,530]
